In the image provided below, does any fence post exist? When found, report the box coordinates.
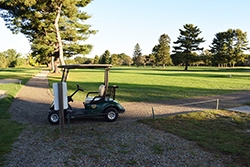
[152,107,155,119]
[58,82,65,135]
[216,99,219,110]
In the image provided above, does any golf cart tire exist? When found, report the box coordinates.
[48,111,59,125]
[105,107,118,122]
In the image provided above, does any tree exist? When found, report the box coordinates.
[74,56,87,64]
[200,49,213,66]
[99,50,111,64]
[93,55,99,64]
[173,24,205,70]
[147,54,156,67]
[171,52,184,66]
[132,43,143,67]
[118,53,132,66]
[2,49,22,67]
[123,55,133,66]
[111,54,119,65]
[210,29,249,67]
[152,34,172,68]
[0,0,96,72]
[0,52,8,68]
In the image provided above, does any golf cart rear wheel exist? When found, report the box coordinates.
[48,111,59,125]
[105,107,118,122]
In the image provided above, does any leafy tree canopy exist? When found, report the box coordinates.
[210,29,249,67]
[0,0,96,71]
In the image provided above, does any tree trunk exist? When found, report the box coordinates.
[54,2,65,66]
[184,62,188,70]
[53,57,60,73]
[51,56,55,72]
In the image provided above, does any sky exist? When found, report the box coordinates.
[0,0,249,57]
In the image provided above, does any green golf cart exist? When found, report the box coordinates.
[47,64,125,125]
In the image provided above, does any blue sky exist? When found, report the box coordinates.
[0,0,249,57]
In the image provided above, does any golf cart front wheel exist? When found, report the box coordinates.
[48,111,59,125]
[105,107,118,122]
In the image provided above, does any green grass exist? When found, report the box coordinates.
[139,110,250,166]
[48,66,250,102]
[0,67,41,165]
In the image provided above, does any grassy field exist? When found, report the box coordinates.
[0,67,41,165]
[139,110,250,166]
[48,66,250,102]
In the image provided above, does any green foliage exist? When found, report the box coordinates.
[143,54,155,67]
[74,56,87,64]
[0,53,8,68]
[99,50,111,64]
[132,43,144,67]
[140,110,250,166]
[210,29,249,67]
[199,49,213,66]
[118,53,132,66]
[0,49,28,67]
[0,0,96,66]
[152,34,172,67]
[93,55,99,64]
[173,24,205,70]
[110,54,119,65]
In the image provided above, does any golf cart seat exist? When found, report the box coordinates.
[85,84,105,104]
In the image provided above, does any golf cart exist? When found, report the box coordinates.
[48,64,125,125]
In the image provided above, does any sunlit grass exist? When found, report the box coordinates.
[48,66,250,102]
[139,110,250,166]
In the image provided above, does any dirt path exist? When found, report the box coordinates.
[8,70,250,124]
[9,71,53,124]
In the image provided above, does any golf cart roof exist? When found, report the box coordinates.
[58,64,112,69]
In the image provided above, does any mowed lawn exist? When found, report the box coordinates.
[48,66,250,102]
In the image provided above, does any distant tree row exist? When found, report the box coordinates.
[0,49,41,68]
[65,51,133,66]
[131,24,249,70]
[90,24,249,70]
[0,49,25,67]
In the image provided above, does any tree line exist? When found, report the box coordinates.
[0,1,249,71]
[90,24,249,70]
[0,49,36,68]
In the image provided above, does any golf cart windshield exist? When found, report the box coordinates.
[58,64,112,96]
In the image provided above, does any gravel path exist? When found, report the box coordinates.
[4,70,250,166]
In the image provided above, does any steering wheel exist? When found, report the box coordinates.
[76,84,84,92]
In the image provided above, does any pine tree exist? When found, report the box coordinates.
[0,0,96,72]
[133,43,143,67]
[152,34,172,68]
[173,24,205,70]
[99,50,111,64]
